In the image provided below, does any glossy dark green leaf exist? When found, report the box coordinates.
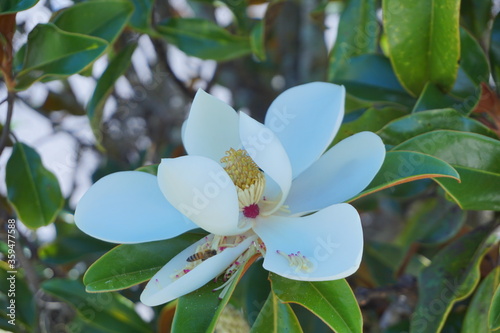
[328,0,378,80]
[491,283,500,330]
[331,107,406,146]
[15,24,107,90]
[396,197,465,245]
[87,42,137,145]
[460,0,492,41]
[52,0,133,43]
[383,0,460,95]
[172,256,248,332]
[129,0,154,33]
[334,54,415,107]
[84,232,200,292]
[157,18,251,61]
[378,108,497,146]
[0,0,38,14]
[410,224,500,333]
[6,143,63,229]
[250,21,266,61]
[0,264,35,330]
[270,274,362,333]
[250,292,303,333]
[394,130,500,210]
[451,28,490,101]
[349,151,460,202]
[412,83,462,113]
[491,14,500,93]
[462,267,499,333]
[42,279,151,332]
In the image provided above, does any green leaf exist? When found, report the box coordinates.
[6,143,63,229]
[250,292,303,333]
[84,232,200,292]
[0,0,38,14]
[270,274,362,333]
[172,256,249,333]
[333,54,415,107]
[15,24,107,90]
[331,107,406,146]
[460,0,492,41]
[86,42,137,146]
[42,279,151,333]
[0,264,35,330]
[394,130,500,210]
[350,151,460,202]
[363,242,402,286]
[128,0,154,33]
[250,21,266,61]
[410,224,500,333]
[52,0,133,43]
[383,0,460,95]
[490,14,500,93]
[462,267,499,333]
[396,197,465,246]
[328,0,378,80]
[135,164,158,175]
[378,108,497,146]
[156,18,251,61]
[451,27,490,101]
[412,83,462,113]
[491,283,500,330]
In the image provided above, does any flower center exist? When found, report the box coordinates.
[221,148,265,218]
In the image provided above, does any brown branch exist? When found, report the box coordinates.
[0,92,14,156]
[150,37,195,99]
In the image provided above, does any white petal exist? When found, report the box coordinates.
[285,132,385,215]
[239,112,292,215]
[140,234,257,306]
[74,171,196,243]
[265,82,345,178]
[253,203,362,281]
[183,89,241,161]
[157,156,247,236]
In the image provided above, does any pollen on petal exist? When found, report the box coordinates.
[243,203,260,218]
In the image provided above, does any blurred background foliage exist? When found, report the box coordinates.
[0,0,499,332]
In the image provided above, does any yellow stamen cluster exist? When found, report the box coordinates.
[221,148,265,209]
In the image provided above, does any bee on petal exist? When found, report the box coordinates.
[186,249,217,262]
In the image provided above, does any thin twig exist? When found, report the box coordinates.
[150,37,195,99]
[0,92,14,155]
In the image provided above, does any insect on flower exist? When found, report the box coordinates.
[186,249,217,262]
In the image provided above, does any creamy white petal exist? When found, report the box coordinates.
[285,132,385,215]
[253,203,362,281]
[157,156,247,236]
[265,82,345,178]
[183,89,241,161]
[239,112,292,215]
[140,234,257,306]
[74,171,196,243]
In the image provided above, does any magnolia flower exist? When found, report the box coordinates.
[75,82,385,306]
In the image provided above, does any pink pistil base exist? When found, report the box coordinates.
[243,203,259,218]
